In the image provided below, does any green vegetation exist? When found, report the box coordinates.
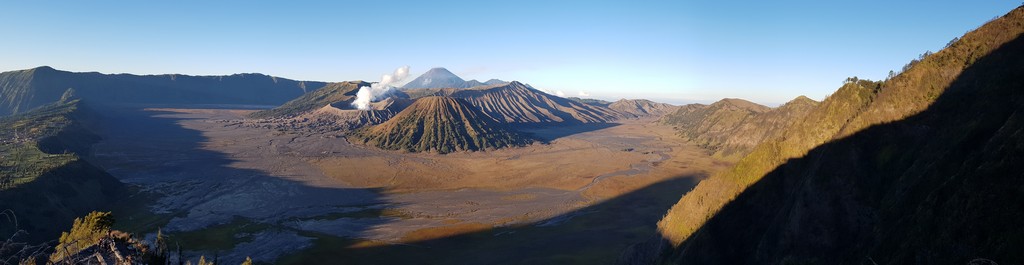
[19,211,255,265]
[0,97,80,190]
[0,99,127,244]
[49,211,114,262]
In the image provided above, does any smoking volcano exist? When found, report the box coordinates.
[352,66,410,110]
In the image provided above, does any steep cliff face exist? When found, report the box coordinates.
[639,6,1024,265]
[0,67,327,116]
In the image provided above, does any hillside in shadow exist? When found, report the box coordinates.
[0,100,127,245]
[277,175,703,265]
[648,15,1024,265]
[90,105,400,264]
[2,103,396,264]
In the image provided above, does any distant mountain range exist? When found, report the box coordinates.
[400,67,507,89]
[608,99,679,118]
[0,66,327,116]
[567,97,613,107]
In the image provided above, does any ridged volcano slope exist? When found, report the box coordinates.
[349,96,532,153]
[444,81,624,124]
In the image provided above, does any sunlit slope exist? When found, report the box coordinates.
[647,6,1024,264]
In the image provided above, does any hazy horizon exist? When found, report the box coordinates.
[1,1,1017,105]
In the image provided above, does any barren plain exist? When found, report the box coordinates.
[84,105,727,264]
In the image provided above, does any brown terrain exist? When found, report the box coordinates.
[82,104,727,263]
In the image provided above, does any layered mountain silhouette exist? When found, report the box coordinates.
[608,99,678,118]
[0,67,326,116]
[567,97,613,107]
[661,96,818,160]
[483,79,508,85]
[349,96,532,153]
[402,67,466,89]
[625,6,1024,264]
[400,67,507,89]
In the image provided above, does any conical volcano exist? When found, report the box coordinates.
[401,67,469,89]
[349,96,532,153]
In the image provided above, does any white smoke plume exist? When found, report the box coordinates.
[555,90,566,97]
[578,91,591,97]
[352,66,411,110]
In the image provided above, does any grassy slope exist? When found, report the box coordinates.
[649,6,1024,264]
[0,100,126,243]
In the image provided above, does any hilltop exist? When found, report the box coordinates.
[608,99,678,118]
[400,67,508,90]
[661,96,818,160]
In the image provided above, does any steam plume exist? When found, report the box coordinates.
[352,66,411,110]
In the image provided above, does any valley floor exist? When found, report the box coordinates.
[84,105,728,264]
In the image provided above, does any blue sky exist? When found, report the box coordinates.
[0,1,1018,105]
